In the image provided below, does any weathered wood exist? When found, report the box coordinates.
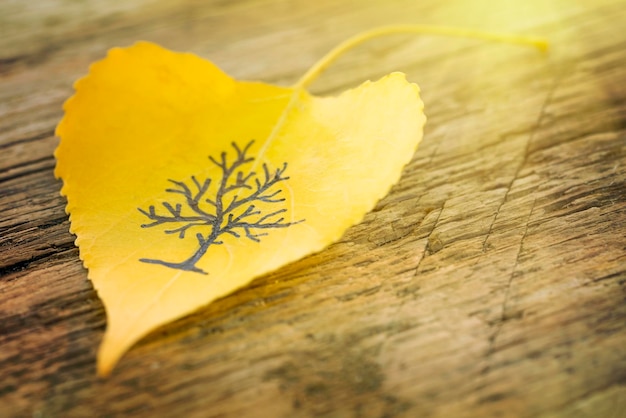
[1,0,624,417]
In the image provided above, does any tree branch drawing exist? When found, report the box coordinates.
[138,140,303,275]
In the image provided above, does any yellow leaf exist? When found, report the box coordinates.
[55,26,546,376]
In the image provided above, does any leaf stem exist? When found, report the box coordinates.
[254,25,548,174]
[294,24,548,90]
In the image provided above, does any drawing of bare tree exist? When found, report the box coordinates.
[138,140,302,274]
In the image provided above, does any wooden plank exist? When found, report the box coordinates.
[1,0,624,417]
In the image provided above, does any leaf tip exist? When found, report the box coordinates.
[96,328,136,378]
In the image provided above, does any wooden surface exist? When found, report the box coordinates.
[1,1,625,417]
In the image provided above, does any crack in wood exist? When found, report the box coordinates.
[483,67,568,254]
[0,161,56,185]
[413,204,444,275]
[0,130,55,150]
[0,243,75,277]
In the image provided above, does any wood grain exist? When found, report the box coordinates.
[1,0,625,417]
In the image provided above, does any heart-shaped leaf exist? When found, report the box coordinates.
[55,41,425,375]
